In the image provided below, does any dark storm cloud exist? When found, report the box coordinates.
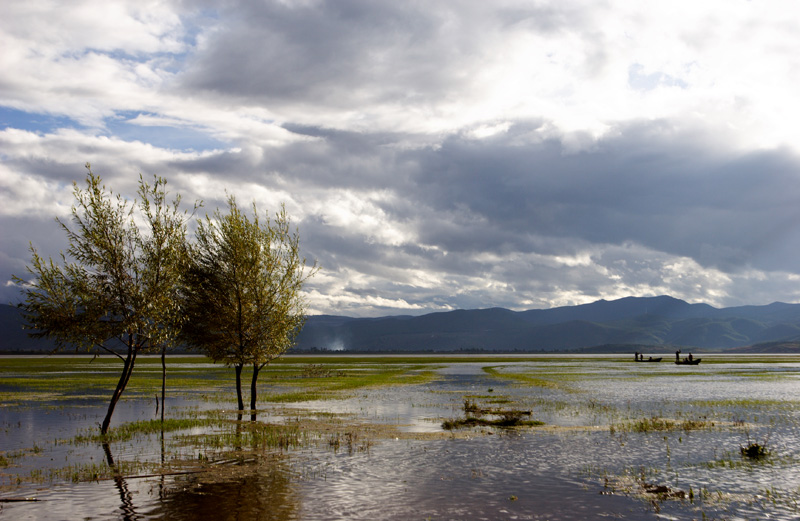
[172,115,800,285]
[394,120,800,274]
[178,0,576,109]
[166,115,800,285]
[181,1,447,105]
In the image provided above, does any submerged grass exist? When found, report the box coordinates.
[74,418,218,444]
[442,413,545,430]
[0,356,441,407]
[6,352,800,516]
[610,416,715,433]
[442,396,546,430]
[264,366,438,403]
[184,421,305,452]
[25,460,148,485]
[482,366,581,392]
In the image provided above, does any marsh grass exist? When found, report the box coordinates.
[740,431,772,461]
[6,353,800,517]
[442,415,545,430]
[0,356,232,404]
[328,431,372,453]
[73,418,217,444]
[0,356,440,410]
[442,396,545,430]
[186,421,305,452]
[300,364,345,378]
[265,366,438,402]
[48,460,144,483]
[482,366,581,392]
[610,416,714,434]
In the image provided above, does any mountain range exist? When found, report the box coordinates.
[4,295,800,353]
[293,296,800,352]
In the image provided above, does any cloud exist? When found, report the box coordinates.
[4,1,800,317]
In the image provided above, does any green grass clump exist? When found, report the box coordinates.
[75,418,216,444]
[611,416,713,433]
[191,422,304,451]
[442,415,545,430]
[740,438,771,460]
[442,398,545,430]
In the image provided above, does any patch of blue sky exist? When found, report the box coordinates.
[182,8,220,45]
[105,111,227,152]
[0,106,81,134]
[628,63,688,91]
[153,9,221,73]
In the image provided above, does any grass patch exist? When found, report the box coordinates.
[74,418,217,444]
[482,366,581,392]
[442,397,545,430]
[25,460,149,484]
[185,421,305,452]
[442,413,545,430]
[610,416,714,433]
[264,366,438,403]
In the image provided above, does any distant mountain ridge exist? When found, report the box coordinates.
[294,296,800,352]
[4,296,800,353]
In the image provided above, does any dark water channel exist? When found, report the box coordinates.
[3,356,800,520]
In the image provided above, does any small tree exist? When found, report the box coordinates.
[14,164,192,434]
[182,196,315,415]
[247,207,312,417]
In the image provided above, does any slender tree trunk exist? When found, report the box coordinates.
[250,363,261,421]
[160,345,166,423]
[234,363,244,411]
[101,345,137,435]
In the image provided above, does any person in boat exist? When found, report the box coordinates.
[688,353,693,362]
[634,352,639,361]
[675,350,681,362]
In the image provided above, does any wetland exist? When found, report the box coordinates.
[2,353,800,519]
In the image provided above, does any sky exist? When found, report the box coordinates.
[3,0,800,317]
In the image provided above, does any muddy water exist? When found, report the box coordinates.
[3,355,800,520]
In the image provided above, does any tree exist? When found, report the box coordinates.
[14,164,192,434]
[182,196,316,416]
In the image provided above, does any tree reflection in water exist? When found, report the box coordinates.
[99,428,298,521]
[148,461,299,521]
[102,442,139,521]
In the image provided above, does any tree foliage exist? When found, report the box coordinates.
[182,196,316,413]
[14,164,192,434]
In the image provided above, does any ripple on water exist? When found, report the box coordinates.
[5,356,800,520]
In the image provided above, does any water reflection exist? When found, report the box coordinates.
[146,461,299,521]
[103,443,139,521]
[294,434,649,520]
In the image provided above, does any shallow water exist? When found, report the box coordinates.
[3,355,800,520]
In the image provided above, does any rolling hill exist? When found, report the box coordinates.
[295,296,800,352]
[4,295,800,353]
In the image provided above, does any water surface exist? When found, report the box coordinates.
[3,354,800,520]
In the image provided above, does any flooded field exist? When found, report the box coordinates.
[2,354,800,520]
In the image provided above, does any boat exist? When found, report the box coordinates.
[635,357,662,362]
[673,350,701,365]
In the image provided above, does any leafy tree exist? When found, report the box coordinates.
[14,164,193,434]
[182,196,316,416]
